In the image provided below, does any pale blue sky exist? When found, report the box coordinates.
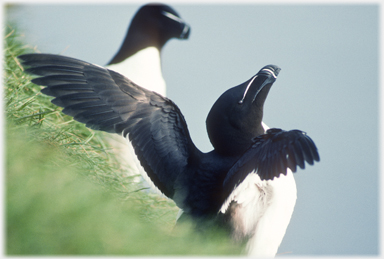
[6,2,379,255]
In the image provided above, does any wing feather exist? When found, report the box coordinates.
[222,128,319,200]
[19,53,200,198]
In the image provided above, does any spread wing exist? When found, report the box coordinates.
[222,128,320,200]
[18,53,200,198]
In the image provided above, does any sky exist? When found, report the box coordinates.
[5,1,381,256]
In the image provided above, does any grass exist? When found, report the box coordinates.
[4,25,244,255]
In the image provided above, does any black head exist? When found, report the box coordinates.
[131,3,190,46]
[206,65,281,156]
[108,3,190,65]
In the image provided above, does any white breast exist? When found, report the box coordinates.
[107,46,166,96]
[220,170,297,257]
[220,122,297,257]
[247,171,297,256]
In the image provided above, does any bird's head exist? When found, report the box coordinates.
[206,65,281,156]
[133,4,190,45]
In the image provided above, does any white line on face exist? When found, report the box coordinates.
[162,11,184,23]
[261,68,277,78]
[239,75,258,104]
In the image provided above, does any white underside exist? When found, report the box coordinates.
[220,122,297,257]
[224,170,297,257]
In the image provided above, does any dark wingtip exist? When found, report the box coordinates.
[17,53,34,62]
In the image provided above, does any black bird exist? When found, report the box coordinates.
[18,53,319,256]
[107,3,190,96]
[105,3,190,188]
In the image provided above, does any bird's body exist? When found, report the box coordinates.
[19,53,319,256]
[100,3,190,186]
[223,169,297,256]
[217,122,298,257]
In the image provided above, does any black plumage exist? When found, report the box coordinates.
[108,3,190,66]
[222,129,319,197]
[19,53,320,233]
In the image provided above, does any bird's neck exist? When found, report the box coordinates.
[108,28,164,65]
[107,46,166,96]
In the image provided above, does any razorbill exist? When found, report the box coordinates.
[18,53,320,256]
[107,3,190,96]
[104,3,190,188]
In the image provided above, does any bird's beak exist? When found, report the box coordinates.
[239,65,281,104]
[161,10,191,40]
[179,23,190,39]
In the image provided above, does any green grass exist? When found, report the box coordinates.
[4,25,244,255]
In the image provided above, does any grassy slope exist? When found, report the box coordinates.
[4,26,243,255]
